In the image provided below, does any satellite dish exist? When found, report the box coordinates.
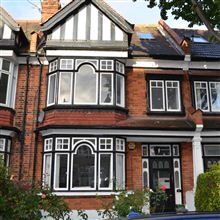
[38,111,45,123]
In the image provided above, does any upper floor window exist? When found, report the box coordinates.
[0,58,17,108]
[0,138,11,167]
[47,58,125,108]
[149,79,181,112]
[194,81,220,112]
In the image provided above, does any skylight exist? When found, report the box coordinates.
[138,32,155,40]
[191,36,208,43]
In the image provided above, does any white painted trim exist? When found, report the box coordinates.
[0,129,15,137]
[44,138,53,152]
[98,153,113,190]
[43,153,52,188]
[102,14,111,41]
[51,26,61,40]
[77,6,87,40]
[54,153,69,191]
[209,81,220,112]
[72,137,97,150]
[0,139,6,151]
[55,137,70,151]
[58,72,73,105]
[40,128,195,137]
[173,158,182,205]
[64,16,74,40]
[126,59,220,70]
[99,138,113,151]
[46,50,128,58]
[116,74,125,107]
[142,158,149,188]
[115,153,125,190]
[3,24,12,39]
[47,73,57,106]
[127,137,192,143]
[90,4,98,41]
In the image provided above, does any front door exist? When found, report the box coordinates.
[149,158,175,212]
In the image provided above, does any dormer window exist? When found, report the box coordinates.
[191,35,208,43]
[47,58,125,108]
[137,32,155,40]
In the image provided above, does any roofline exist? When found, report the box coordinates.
[0,6,20,31]
[41,0,133,33]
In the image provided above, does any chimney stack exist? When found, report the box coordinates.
[41,0,61,23]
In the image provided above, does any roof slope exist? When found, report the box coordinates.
[130,25,183,59]
[41,0,133,33]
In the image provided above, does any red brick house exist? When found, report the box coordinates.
[0,0,220,218]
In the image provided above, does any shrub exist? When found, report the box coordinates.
[0,160,71,220]
[195,162,220,211]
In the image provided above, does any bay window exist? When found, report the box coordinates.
[0,58,17,108]
[149,79,181,112]
[203,144,220,170]
[194,81,220,112]
[42,136,126,193]
[0,138,11,167]
[47,59,125,108]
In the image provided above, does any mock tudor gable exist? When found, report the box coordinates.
[41,0,133,54]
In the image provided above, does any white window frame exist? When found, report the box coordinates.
[99,138,113,151]
[116,61,125,74]
[100,60,114,71]
[43,153,52,188]
[72,138,97,151]
[165,81,181,112]
[58,72,73,105]
[203,144,220,156]
[74,64,98,105]
[209,81,220,112]
[0,139,6,151]
[71,144,97,190]
[98,153,113,190]
[149,144,171,157]
[44,138,53,152]
[194,81,210,112]
[56,138,70,151]
[116,138,125,152]
[100,73,113,105]
[150,80,165,111]
[142,158,149,188]
[49,60,58,72]
[173,159,182,205]
[47,73,57,106]
[54,153,69,190]
[60,59,74,70]
[116,153,125,190]
[116,74,125,107]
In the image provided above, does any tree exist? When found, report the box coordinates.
[134,0,220,42]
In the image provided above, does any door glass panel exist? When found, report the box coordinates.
[175,171,180,188]
[143,171,148,187]
[150,145,171,156]
[164,161,170,168]
[152,170,170,190]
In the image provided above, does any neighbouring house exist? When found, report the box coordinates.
[0,0,220,219]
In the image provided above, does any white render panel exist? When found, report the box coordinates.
[102,15,111,41]
[3,24,12,39]
[90,4,99,40]
[115,26,124,41]
[64,16,74,40]
[46,50,128,57]
[52,26,61,40]
[77,6,87,40]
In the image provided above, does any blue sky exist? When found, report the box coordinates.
[0,0,204,29]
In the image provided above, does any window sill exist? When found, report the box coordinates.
[44,105,128,114]
[52,191,118,196]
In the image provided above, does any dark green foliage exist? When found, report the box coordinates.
[195,162,220,211]
[133,0,220,30]
[0,161,71,220]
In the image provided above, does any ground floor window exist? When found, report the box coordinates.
[0,137,11,166]
[42,136,126,192]
[142,144,182,211]
[203,144,220,171]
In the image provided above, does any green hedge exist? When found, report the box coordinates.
[195,162,220,211]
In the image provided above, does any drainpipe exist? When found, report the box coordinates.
[32,54,43,186]
[19,55,30,180]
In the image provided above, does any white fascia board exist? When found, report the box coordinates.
[127,59,220,70]
[127,137,192,143]
[40,128,194,137]
[201,131,220,137]
[0,129,16,137]
[17,56,49,65]
[0,50,17,62]
[46,50,128,58]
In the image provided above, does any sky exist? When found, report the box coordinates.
[0,0,205,29]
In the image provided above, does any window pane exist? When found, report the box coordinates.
[150,145,171,156]
[75,65,97,104]
[60,59,73,70]
[175,171,180,188]
[55,154,68,189]
[166,81,180,111]
[100,74,112,104]
[48,74,56,105]
[116,154,124,189]
[0,139,5,151]
[0,73,9,104]
[99,154,111,188]
[72,146,95,188]
[43,154,52,187]
[210,82,220,112]
[116,75,124,107]
[2,59,10,71]
[195,82,209,111]
[204,145,220,156]
[143,171,148,187]
[150,81,164,110]
[58,72,72,104]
